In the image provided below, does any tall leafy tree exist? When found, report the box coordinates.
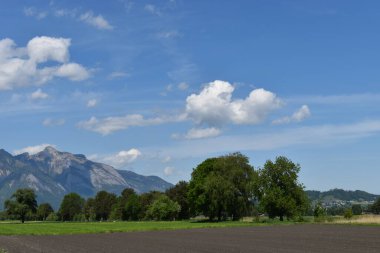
[37,203,54,221]
[84,198,96,221]
[94,191,117,221]
[4,188,37,223]
[139,191,164,220]
[124,193,142,221]
[59,193,84,221]
[371,197,380,214]
[257,156,309,221]
[188,153,257,221]
[166,181,191,220]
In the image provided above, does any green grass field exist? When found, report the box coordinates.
[0,220,268,236]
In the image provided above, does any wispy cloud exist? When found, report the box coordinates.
[14,143,56,155]
[144,4,162,16]
[107,71,129,80]
[157,120,380,158]
[90,148,142,168]
[273,105,311,125]
[23,7,48,20]
[79,11,113,30]
[78,114,185,135]
[30,89,49,100]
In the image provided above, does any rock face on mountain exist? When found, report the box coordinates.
[0,147,172,209]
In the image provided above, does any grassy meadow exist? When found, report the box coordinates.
[1,215,380,236]
[0,220,269,236]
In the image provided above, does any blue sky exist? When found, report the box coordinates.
[1,0,380,193]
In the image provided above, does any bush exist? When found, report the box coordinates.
[313,202,326,222]
[344,208,353,219]
[146,195,180,221]
[46,213,59,222]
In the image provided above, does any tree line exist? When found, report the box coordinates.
[3,152,379,223]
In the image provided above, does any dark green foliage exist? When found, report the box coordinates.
[326,206,345,216]
[37,203,54,221]
[188,153,256,221]
[84,198,96,221]
[59,193,84,221]
[4,188,37,223]
[93,191,117,221]
[146,195,180,221]
[166,181,190,220]
[351,204,362,215]
[257,156,309,221]
[371,197,380,214]
[139,191,164,220]
[124,193,141,221]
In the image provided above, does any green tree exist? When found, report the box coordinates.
[257,156,309,221]
[139,191,164,220]
[351,204,362,215]
[188,153,257,221]
[94,191,117,221]
[111,188,137,221]
[371,197,380,214]
[146,195,180,221]
[59,193,84,221]
[124,193,142,221]
[37,203,54,221]
[84,198,96,221]
[4,188,37,223]
[166,181,190,220]
[313,202,326,222]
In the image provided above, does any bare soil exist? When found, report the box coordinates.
[1,224,380,253]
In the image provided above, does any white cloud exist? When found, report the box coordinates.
[27,36,70,63]
[185,80,282,127]
[164,166,175,176]
[144,4,162,16]
[273,105,311,125]
[24,7,48,20]
[55,63,90,81]
[100,149,142,168]
[87,99,98,108]
[177,82,189,90]
[185,127,222,139]
[0,36,89,90]
[79,11,113,30]
[31,89,48,100]
[108,71,129,80]
[14,144,56,155]
[42,118,65,127]
[78,114,183,135]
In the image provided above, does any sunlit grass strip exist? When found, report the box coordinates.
[333,215,380,225]
[0,221,268,236]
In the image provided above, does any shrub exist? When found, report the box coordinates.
[46,213,59,222]
[344,208,353,219]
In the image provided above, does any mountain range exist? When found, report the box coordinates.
[306,189,379,203]
[0,147,172,210]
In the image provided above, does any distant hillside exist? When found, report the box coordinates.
[306,189,379,202]
[0,147,173,210]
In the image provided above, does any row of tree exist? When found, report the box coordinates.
[3,153,307,222]
[6,153,376,223]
